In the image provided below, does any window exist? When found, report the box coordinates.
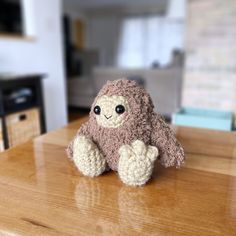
[117,16,184,68]
[0,0,36,38]
[0,0,23,35]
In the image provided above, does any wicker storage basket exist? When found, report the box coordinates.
[0,119,4,151]
[6,108,41,147]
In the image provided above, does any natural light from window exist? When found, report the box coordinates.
[117,15,185,68]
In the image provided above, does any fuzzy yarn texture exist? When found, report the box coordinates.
[67,79,185,186]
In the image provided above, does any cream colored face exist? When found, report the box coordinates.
[93,95,129,128]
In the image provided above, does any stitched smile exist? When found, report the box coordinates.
[104,115,112,119]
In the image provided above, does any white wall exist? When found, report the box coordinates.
[0,0,68,131]
[87,14,121,66]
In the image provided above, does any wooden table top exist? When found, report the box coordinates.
[0,116,236,236]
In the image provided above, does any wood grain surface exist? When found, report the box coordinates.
[0,116,235,235]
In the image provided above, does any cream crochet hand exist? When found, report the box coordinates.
[73,136,106,177]
[118,140,159,186]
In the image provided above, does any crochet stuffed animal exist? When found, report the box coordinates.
[67,79,185,186]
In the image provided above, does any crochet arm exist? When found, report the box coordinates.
[150,113,185,168]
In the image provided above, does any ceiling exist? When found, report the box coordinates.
[64,0,168,10]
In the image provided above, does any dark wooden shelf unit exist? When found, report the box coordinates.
[0,74,46,149]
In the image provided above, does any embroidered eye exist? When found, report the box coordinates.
[94,105,101,115]
[115,105,125,114]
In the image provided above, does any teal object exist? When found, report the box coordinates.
[172,107,233,131]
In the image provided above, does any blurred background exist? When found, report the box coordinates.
[64,0,186,121]
[0,0,235,151]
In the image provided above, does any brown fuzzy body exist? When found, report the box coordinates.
[67,79,185,171]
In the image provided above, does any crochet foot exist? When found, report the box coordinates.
[118,140,159,186]
[73,136,106,177]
